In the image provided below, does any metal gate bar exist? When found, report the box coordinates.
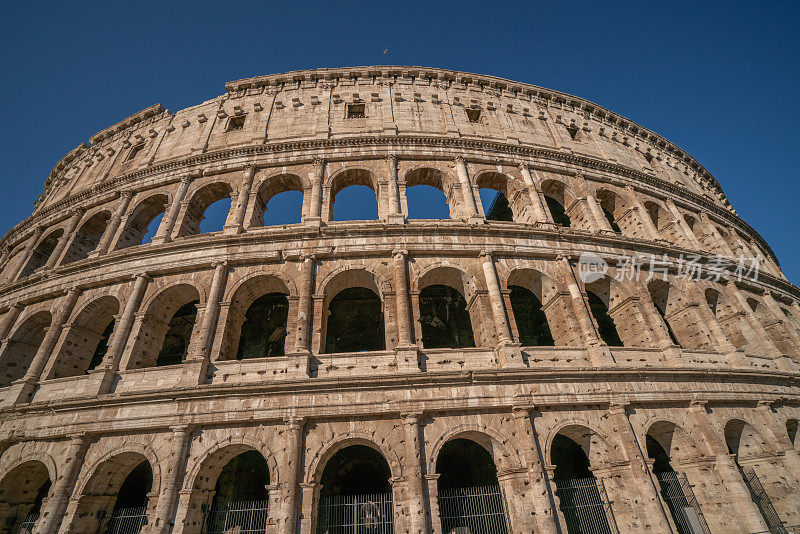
[739,465,788,534]
[203,499,269,534]
[104,506,148,534]
[437,484,510,534]
[554,477,616,534]
[655,471,711,534]
[12,512,39,534]
[317,492,393,534]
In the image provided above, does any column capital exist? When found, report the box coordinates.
[689,399,709,411]
[392,249,408,259]
[170,424,193,434]
[301,254,316,263]
[454,155,466,165]
[179,174,194,184]
[511,405,534,418]
[385,154,398,164]
[211,260,230,270]
[479,249,493,260]
[284,416,305,430]
[119,189,135,199]
[312,157,326,167]
[401,412,423,424]
[243,163,256,175]
[133,271,152,281]
[608,402,630,415]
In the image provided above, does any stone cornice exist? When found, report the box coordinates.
[1,135,777,266]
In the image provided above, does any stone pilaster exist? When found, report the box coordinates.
[481,251,525,368]
[11,227,43,280]
[32,434,90,534]
[454,157,482,223]
[47,209,84,269]
[152,175,193,244]
[282,417,305,534]
[386,156,405,224]
[187,262,230,367]
[401,413,428,534]
[0,303,23,341]
[224,165,256,234]
[152,425,193,534]
[518,164,552,224]
[92,191,133,256]
[306,158,325,225]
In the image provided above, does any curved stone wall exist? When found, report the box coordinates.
[0,66,798,534]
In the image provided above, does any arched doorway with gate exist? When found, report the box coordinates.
[316,444,394,534]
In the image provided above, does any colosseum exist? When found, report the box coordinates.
[0,65,798,534]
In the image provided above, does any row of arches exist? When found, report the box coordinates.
[3,262,800,388]
[3,161,775,285]
[1,414,796,534]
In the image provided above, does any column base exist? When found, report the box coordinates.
[495,342,526,368]
[286,351,312,378]
[394,345,421,373]
[87,367,120,396]
[303,217,324,228]
[0,377,37,407]
[222,224,244,235]
[150,235,171,245]
[466,215,485,225]
[386,214,406,225]
[773,354,798,372]
[181,358,211,385]
[587,344,616,366]
[661,344,683,364]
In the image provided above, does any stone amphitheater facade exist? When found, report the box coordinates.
[0,66,799,534]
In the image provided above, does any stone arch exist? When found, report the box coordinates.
[177,181,234,237]
[327,168,378,221]
[474,171,524,222]
[69,446,160,534]
[724,418,771,459]
[595,188,628,234]
[506,268,559,304]
[19,228,63,278]
[61,210,112,264]
[0,310,51,387]
[0,446,58,488]
[506,268,557,347]
[645,419,706,466]
[417,265,483,349]
[646,279,684,347]
[404,166,457,219]
[47,295,120,379]
[583,276,624,347]
[546,421,618,469]
[125,282,203,369]
[219,274,293,360]
[184,436,281,493]
[114,193,168,250]
[249,172,306,227]
[306,434,402,486]
[428,426,522,475]
[541,178,579,228]
[416,263,479,301]
[643,199,673,233]
[0,459,52,534]
[320,268,386,354]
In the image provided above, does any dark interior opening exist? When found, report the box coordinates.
[237,293,289,359]
[436,439,499,489]
[601,207,621,233]
[484,190,513,222]
[509,285,554,346]
[211,450,270,506]
[551,434,593,481]
[114,461,152,510]
[320,445,391,497]
[586,291,623,347]
[155,300,199,366]
[646,435,674,473]
[419,284,476,349]
[545,196,571,227]
[87,319,115,372]
[324,287,385,353]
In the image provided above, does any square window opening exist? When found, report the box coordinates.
[466,108,482,123]
[227,115,246,131]
[347,103,366,119]
[126,143,145,161]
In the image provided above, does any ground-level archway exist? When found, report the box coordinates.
[0,461,51,534]
[204,450,271,534]
[436,437,510,534]
[316,444,393,534]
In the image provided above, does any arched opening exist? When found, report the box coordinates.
[508,285,554,346]
[405,168,453,220]
[236,293,289,359]
[115,194,168,250]
[0,461,51,534]
[551,428,613,534]
[476,172,521,223]
[596,191,622,233]
[684,215,703,241]
[205,451,270,534]
[251,174,304,227]
[0,311,51,387]
[177,183,234,237]
[61,211,112,264]
[787,419,798,447]
[585,291,623,347]
[105,461,152,534]
[330,169,378,222]
[126,285,200,369]
[406,185,450,219]
[724,419,785,531]
[419,285,475,349]
[647,280,681,347]
[19,229,63,278]
[644,201,665,233]
[317,445,393,534]
[324,288,385,354]
[155,300,199,366]
[542,181,571,228]
[47,296,120,379]
[436,438,509,534]
[646,423,710,534]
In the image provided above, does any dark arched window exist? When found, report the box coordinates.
[237,293,289,359]
[87,320,115,372]
[155,301,198,366]
[586,291,623,347]
[206,451,270,533]
[419,285,476,349]
[324,287,385,353]
[545,196,571,227]
[508,285,554,346]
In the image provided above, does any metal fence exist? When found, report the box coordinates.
[739,465,788,534]
[12,512,39,534]
[553,476,617,534]
[104,506,148,534]
[437,484,510,534]
[203,499,269,534]
[655,471,711,534]
[317,492,394,534]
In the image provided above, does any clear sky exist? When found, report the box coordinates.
[0,1,797,281]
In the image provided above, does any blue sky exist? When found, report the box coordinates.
[0,1,797,281]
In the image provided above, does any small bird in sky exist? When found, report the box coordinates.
[383,49,389,55]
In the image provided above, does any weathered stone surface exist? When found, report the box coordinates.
[0,66,798,534]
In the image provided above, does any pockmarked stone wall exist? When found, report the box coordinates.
[0,66,799,534]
